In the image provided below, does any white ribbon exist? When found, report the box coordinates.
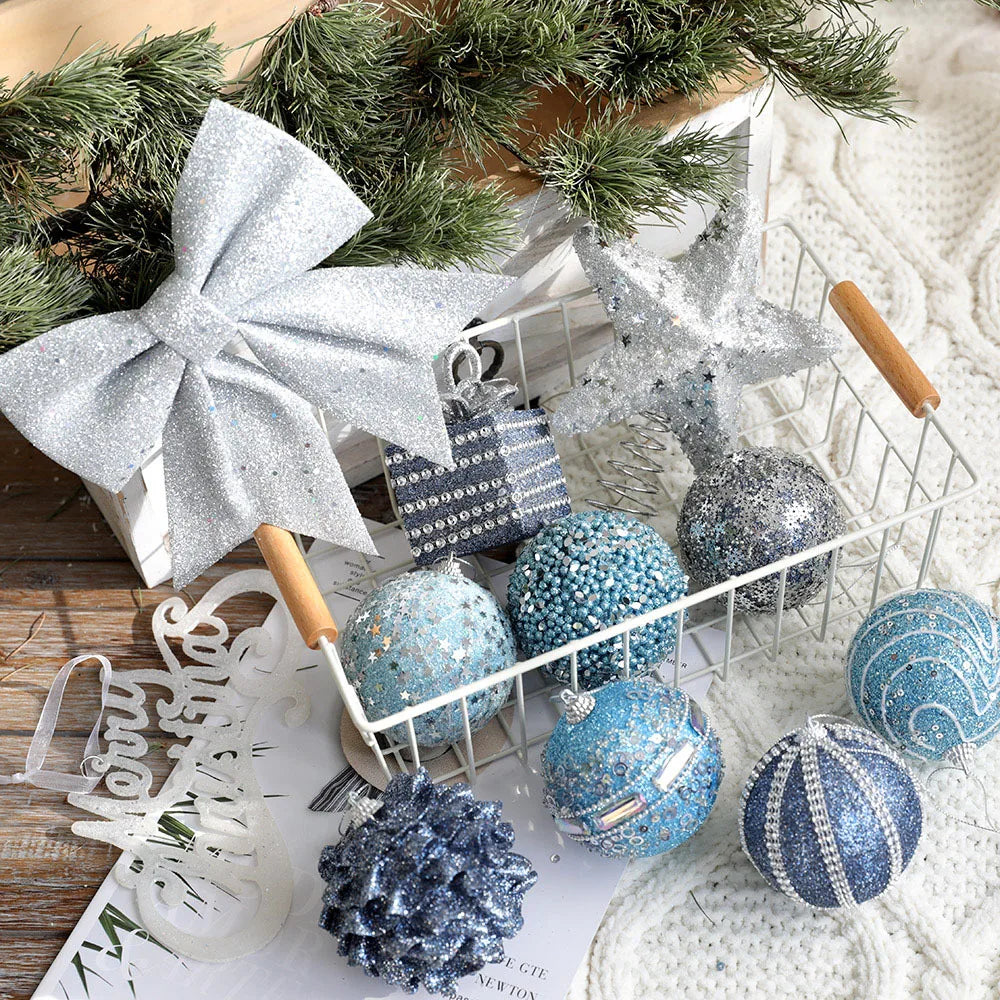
[0,654,112,793]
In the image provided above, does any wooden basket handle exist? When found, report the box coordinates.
[254,524,338,649]
[828,280,941,416]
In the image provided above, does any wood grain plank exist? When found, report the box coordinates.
[0,0,290,80]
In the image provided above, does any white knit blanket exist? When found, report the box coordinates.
[569,4,1000,998]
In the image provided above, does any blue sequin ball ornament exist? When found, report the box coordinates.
[677,448,844,613]
[542,678,723,857]
[846,589,1000,765]
[740,717,922,908]
[319,768,537,995]
[507,511,687,689]
[341,565,515,749]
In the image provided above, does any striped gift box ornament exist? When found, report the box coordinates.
[386,342,570,565]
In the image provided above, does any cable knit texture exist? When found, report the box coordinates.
[563,4,1000,998]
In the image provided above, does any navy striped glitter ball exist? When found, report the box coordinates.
[740,718,922,908]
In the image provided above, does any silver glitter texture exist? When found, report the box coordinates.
[0,100,508,586]
[677,447,845,613]
[552,192,840,473]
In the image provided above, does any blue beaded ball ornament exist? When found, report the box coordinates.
[677,448,844,613]
[740,717,922,908]
[341,566,515,749]
[846,589,1000,764]
[319,768,537,995]
[507,511,687,689]
[541,678,723,857]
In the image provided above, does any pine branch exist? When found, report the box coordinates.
[328,163,516,268]
[736,3,908,124]
[580,1,747,105]
[398,0,599,159]
[235,2,411,182]
[63,192,174,313]
[580,0,906,123]
[0,47,135,227]
[535,114,737,237]
[89,28,224,197]
[0,247,91,347]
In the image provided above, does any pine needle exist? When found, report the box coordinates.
[1,611,46,665]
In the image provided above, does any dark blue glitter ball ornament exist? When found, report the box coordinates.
[847,589,1000,764]
[341,565,515,748]
[740,717,922,908]
[507,511,687,689]
[542,678,723,857]
[318,768,537,996]
[677,447,844,613]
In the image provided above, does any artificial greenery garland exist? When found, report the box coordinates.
[0,0,990,350]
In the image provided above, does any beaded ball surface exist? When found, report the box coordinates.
[507,511,687,689]
[341,567,515,748]
[740,717,922,908]
[846,589,1000,763]
[318,768,537,995]
[541,678,723,858]
[677,447,844,613]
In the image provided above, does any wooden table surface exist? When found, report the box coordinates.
[0,415,359,999]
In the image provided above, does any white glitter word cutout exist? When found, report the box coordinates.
[68,569,309,962]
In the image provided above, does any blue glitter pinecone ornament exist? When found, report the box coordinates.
[542,678,723,857]
[341,564,515,749]
[507,511,687,689]
[318,769,537,995]
[740,717,922,908]
[677,447,844,613]
[846,589,1000,764]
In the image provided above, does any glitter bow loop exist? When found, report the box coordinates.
[0,100,510,585]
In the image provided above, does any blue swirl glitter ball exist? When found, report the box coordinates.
[341,568,515,749]
[541,678,723,857]
[507,511,687,689]
[740,718,922,908]
[846,589,1000,763]
[677,448,844,613]
[319,768,537,995]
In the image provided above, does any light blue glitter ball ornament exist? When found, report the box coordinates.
[740,717,922,908]
[846,589,1000,765]
[507,511,687,690]
[541,678,723,857]
[341,565,515,749]
[677,448,844,613]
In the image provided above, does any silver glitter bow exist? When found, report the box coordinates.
[0,101,508,585]
[439,342,518,423]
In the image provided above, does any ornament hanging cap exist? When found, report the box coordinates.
[426,551,468,577]
[561,688,596,724]
[945,742,978,776]
[347,789,383,829]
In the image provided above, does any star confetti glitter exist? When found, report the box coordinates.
[552,192,841,473]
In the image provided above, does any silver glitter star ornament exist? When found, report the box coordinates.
[0,101,508,585]
[553,192,840,473]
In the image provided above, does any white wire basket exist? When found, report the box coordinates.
[255,218,980,788]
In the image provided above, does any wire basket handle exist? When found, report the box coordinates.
[829,281,941,416]
[253,524,338,649]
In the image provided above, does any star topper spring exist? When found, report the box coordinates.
[552,192,840,473]
[0,101,508,585]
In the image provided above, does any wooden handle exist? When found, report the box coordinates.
[253,524,338,650]
[828,281,941,416]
